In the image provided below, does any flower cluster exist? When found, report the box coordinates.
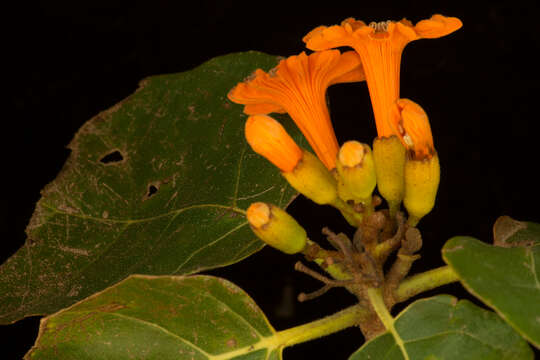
[228,14,462,252]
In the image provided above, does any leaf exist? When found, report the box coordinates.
[349,295,533,360]
[26,275,285,359]
[0,51,304,324]
[442,217,540,348]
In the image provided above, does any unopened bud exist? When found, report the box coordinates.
[245,115,303,173]
[336,141,376,205]
[392,99,435,161]
[373,136,406,215]
[282,150,338,205]
[403,153,440,226]
[247,202,307,254]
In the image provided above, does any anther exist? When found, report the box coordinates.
[369,20,390,32]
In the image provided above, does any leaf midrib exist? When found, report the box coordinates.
[48,309,279,360]
[40,201,246,224]
[377,328,515,359]
[4,204,249,321]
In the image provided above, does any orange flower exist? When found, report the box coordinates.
[245,114,303,173]
[391,99,434,160]
[304,15,462,139]
[228,50,365,170]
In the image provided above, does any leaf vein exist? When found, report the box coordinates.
[176,282,265,340]
[41,201,246,224]
[172,221,248,274]
[108,311,212,356]
[403,329,509,354]
[232,142,247,208]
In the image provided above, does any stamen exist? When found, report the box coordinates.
[369,20,391,33]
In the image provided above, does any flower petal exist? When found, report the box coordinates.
[414,14,463,39]
[228,50,365,169]
[392,98,435,160]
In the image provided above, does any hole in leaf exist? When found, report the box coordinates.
[143,184,159,201]
[148,185,158,196]
[100,150,124,164]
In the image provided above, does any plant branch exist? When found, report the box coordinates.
[394,265,459,303]
[274,304,366,348]
[367,287,409,360]
[303,240,352,281]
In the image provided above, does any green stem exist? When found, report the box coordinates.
[395,265,459,303]
[406,215,420,227]
[331,198,363,226]
[367,287,409,360]
[312,258,352,281]
[274,305,365,348]
[388,200,400,219]
[304,240,352,281]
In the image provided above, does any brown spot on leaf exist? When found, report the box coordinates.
[57,204,80,215]
[58,245,90,256]
[226,338,237,348]
[493,216,528,247]
[98,302,127,312]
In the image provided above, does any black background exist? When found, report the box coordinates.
[2,0,540,358]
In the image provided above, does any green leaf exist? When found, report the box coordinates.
[26,275,284,359]
[349,295,533,360]
[442,216,540,348]
[0,51,303,324]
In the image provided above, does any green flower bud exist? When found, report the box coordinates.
[403,153,440,226]
[282,150,338,205]
[247,202,307,254]
[373,136,406,215]
[336,141,376,205]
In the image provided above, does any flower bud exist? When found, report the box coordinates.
[403,153,440,226]
[336,141,376,205]
[282,149,339,205]
[247,202,307,254]
[245,114,303,173]
[373,136,406,215]
[244,114,339,206]
[392,99,435,160]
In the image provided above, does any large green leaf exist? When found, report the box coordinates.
[442,216,540,348]
[349,295,533,360]
[0,51,303,324]
[26,275,283,359]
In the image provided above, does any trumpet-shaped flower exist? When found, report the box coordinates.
[228,50,365,169]
[303,15,462,139]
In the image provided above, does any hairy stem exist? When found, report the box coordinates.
[275,305,366,348]
[303,240,352,281]
[394,265,459,303]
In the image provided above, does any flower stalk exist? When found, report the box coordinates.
[394,265,459,303]
[274,304,367,348]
